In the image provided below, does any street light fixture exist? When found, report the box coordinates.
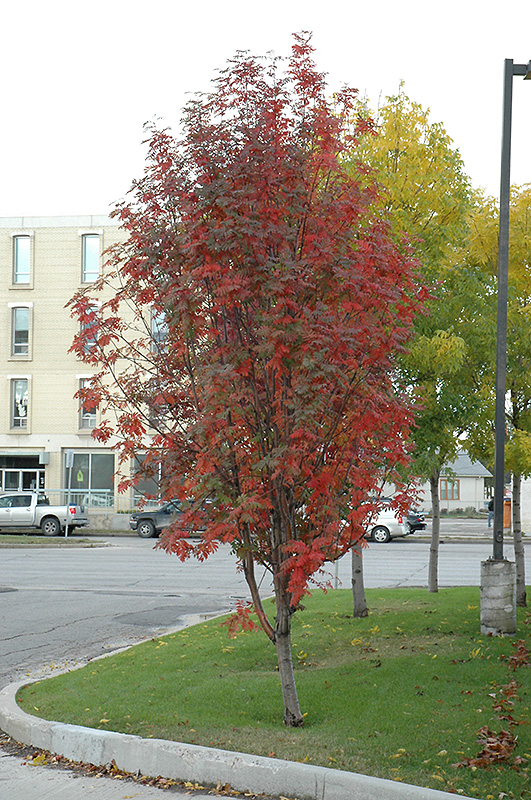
[492,59,531,562]
[481,59,530,635]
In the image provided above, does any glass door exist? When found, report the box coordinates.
[22,470,42,490]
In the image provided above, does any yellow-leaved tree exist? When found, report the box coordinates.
[349,87,495,594]
[467,185,531,607]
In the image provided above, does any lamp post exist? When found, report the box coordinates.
[481,59,530,636]
[492,59,531,560]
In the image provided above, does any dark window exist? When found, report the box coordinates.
[11,495,32,507]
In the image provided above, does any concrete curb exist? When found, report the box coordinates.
[0,679,473,800]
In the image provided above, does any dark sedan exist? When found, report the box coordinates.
[405,510,427,533]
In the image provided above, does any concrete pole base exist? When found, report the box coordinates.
[480,558,516,635]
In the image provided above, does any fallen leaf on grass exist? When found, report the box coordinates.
[453,726,517,768]
[390,748,407,759]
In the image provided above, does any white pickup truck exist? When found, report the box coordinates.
[0,492,89,536]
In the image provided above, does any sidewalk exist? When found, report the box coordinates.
[414,517,524,542]
[0,749,202,799]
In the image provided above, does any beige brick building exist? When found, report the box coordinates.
[0,215,133,522]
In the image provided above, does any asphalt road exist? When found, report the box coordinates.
[0,520,528,690]
[0,539,250,689]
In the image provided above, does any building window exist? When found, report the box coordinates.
[151,307,168,352]
[0,455,44,492]
[80,305,99,354]
[82,234,100,282]
[132,453,162,502]
[147,377,174,431]
[11,307,30,356]
[65,452,114,507]
[13,236,31,284]
[440,479,460,501]
[11,379,28,429]
[79,378,97,429]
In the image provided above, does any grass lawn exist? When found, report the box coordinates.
[0,534,102,546]
[17,587,531,799]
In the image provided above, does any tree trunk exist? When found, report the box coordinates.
[428,469,441,593]
[512,473,527,607]
[274,575,304,727]
[243,516,302,726]
[242,546,276,640]
[351,540,368,617]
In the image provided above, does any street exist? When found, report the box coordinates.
[1,519,528,689]
[0,539,249,688]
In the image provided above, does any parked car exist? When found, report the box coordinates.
[129,500,182,538]
[405,510,427,534]
[366,508,407,543]
[365,506,426,543]
[0,492,89,536]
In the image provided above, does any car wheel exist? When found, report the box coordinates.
[405,522,412,534]
[371,525,391,543]
[137,520,157,539]
[41,517,61,537]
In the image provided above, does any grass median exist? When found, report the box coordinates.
[0,534,103,546]
[17,587,531,798]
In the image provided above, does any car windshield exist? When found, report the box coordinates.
[162,501,181,512]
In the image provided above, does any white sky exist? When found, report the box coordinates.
[2,0,530,217]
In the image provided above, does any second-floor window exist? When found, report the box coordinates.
[151,307,169,352]
[80,305,100,355]
[11,307,30,356]
[13,236,31,284]
[79,378,97,429]
[11,378,28,429]
[82,234,100,282]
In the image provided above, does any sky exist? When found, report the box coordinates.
[2,0,531,218]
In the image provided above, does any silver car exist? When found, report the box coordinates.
[366,508,408,543]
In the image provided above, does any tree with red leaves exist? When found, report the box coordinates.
[70,34,424,726]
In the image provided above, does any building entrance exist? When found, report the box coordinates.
[0,456,45,493]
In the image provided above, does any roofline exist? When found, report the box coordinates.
[0,215,116,229]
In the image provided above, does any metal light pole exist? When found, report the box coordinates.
[481,58,530,636]
[492,59,531,560]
